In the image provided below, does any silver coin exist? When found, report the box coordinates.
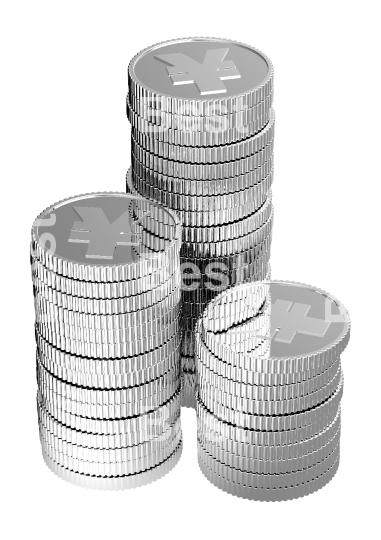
[130,109,275,163]
[198,441,339,489]
[197,400,341,447]
[199,425,340,474]
[198,367,342,416]
[41,438,183,490]
[198,448,339,501]
[128,92,273,128]
[38,397,181,450]
[34,292,180,329]
[35,316,179,356]
[197,336,341,387]
[127,105,269,145]
[37,358,180,404]
[33,270,181,314]
[131,140,273,182]
[181,213,273,258]
[39,379,180,420]
[38,345,180,389]
[31,192,181,282]
[197,357,342,401]
[131,165,273,211]
[197,374,343,432]
[131,155,273,194]
[197,280,350,374]
[31,256,178,298]
[40,423,181,471]
[35,312,180,343]
[128,38,273,114]
[36,330,181,375]
[181,197,273,243]
[37,388,182,436]
[199,408,341,460]
[35,300,180,332]
[128,172,270,226]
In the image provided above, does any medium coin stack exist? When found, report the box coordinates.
[126,37,275,408]
[30,192,184,490]
[195,280,350,501]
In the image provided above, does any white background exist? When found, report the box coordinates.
[0,1,379,539]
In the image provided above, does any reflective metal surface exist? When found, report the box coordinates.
[127,39,274,410]
[30,192,183,489]
[194,280,350,500]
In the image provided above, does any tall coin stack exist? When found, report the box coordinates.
[31,192,183,490]
[195,280,350,501]
[126,38,275,408]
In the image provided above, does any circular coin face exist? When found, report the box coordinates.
[32,193,180,272]
[201,281,350,362]
[129,38,273,111]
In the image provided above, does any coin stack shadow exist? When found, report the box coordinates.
[31,193,183,490]
[126,38,274,408]
[195,281,350,501]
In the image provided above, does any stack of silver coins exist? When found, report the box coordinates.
[30,192,183,490]
[195,280,350,501]
[126,38,274,408]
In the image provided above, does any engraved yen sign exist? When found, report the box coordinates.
[154,48,241,95]
[68,206,148,260]
[271,299,331,344]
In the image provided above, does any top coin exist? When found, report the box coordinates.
[128,38,273,115]
[200,281,350,370]
[31,193,181,283]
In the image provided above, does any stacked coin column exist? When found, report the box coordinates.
[126,38,274,408]
[31,192,183,490]
[195,281,350,501]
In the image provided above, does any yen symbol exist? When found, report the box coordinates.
[271,299,331,344]
[155,48,241,95]
[68,206,149,260]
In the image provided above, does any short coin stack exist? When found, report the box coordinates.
[195,280,350,501]
[126,38,275,408]
[31,192,183,490]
